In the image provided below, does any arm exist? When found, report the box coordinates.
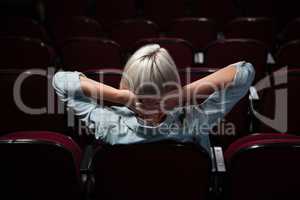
[53,71,136,139]
[53,71,137,115]
[162,62,254,110]
[79,75,135,106]
[182,63,238,105]
[52,71,97,123]
[187,61,255,125]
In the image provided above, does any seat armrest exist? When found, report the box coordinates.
[213,147,226,172]
[249,86,261,120]
[80,145,94,174]
[249,86,261,132]
[80,145,96,200]
[211,146,226,199]
[249,86,259,101]
[210,146,226,172]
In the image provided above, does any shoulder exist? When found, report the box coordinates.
[53,71,82,84]
[52,71,85,92]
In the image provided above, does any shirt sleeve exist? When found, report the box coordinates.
[187,61,255,126]
[52,71,97,123]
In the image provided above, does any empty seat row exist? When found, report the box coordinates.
[224,133,300,200]
[2,16,300,49]
[0,131,82,200]
[6,0,298,30]
[0,16,50,43]
[59,38,300,70]
[0,131,299,200]
[0,37,56,68]
[1,35,300,74]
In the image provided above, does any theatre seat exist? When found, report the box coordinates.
[194,0,236,29]
[61,37,122,70]
[44,0,88,22]
[224,17,274,48]
[0,37,56,69]
[255,68,300,134]
[204,39,268,82]
[0,69,68,135]
[0,16,49,43]
[143,0,187,31]
[170,18,217,51]
[51,16,103,48]
[95,0,136,31]
[279,18,300,42]
[236,0,274,17]
[111,19,159,52]
[276,40,300,67]
[225,133,300,200]
[89,140,212,200]
[0,131,82,200]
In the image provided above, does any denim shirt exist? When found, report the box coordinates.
[52,61,255,153]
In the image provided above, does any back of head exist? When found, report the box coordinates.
[120,44,181,96]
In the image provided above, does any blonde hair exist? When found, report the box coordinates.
[120,44,181,96]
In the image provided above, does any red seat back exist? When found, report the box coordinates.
[111,19,159,52]
[0,37,55,69]
[237,0,275,17]
[194,0,236,29]
[45,0,87,21]
[280,18,300,42]
[224,17,274,47]
[225,134,300,200]
[0,69,68,135]
[257,68,300,134]
[143,0,187,31]
[92,141,211,200]
[204,39,268,81]
[95,0,136,30]
[0,131,82,200]
[276,40,300,67]
[51,16,103,48]
[61,37,122,70]
[0,16,49,42]
[170,18,217,51]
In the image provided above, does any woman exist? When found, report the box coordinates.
[52,44,255,153]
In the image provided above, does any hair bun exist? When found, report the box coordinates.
[146,44,161,54]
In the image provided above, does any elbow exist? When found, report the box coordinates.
[52,71,85,97]
[52,71,67,91]
[233,61,256,87]
[244,62,256,85]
